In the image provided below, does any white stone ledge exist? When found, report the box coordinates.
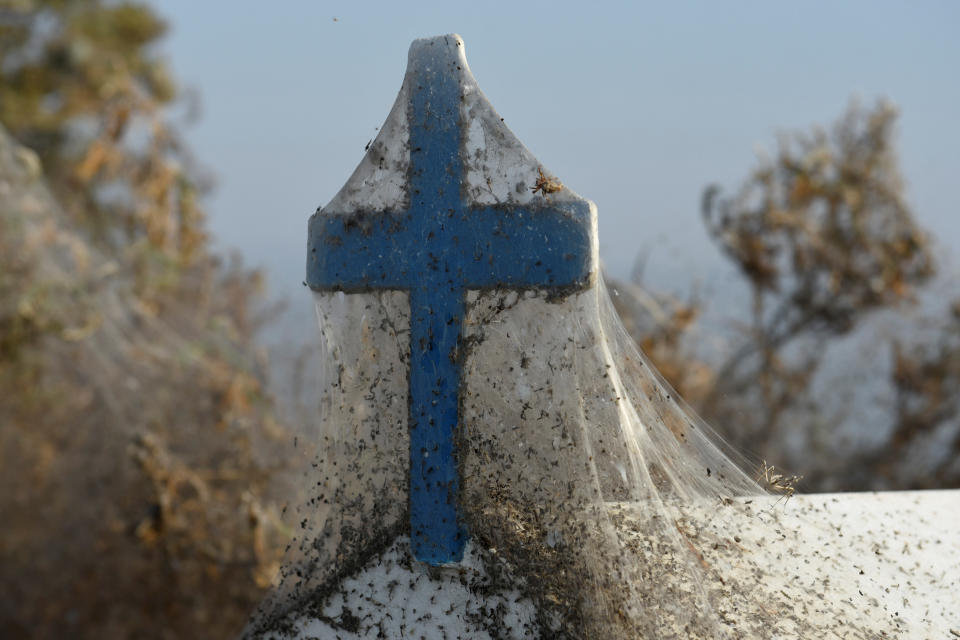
[639,489,960,638]
[272,490,960,639]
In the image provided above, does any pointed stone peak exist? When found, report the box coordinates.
[406,33,468,75]
[320,34,590,216]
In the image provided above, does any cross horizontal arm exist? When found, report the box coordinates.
[454,202,594,290]
[307,201,594,294]
[306,211,414,291]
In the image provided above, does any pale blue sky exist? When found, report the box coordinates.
[152,1,959,304]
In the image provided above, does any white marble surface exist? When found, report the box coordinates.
[642,490,960,638]
[267,537,539,640]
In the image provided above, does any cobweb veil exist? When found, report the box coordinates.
[244,34,912,640]
[246,273,858,638]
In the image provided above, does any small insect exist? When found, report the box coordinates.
[531,167,563,195]
[757,460,802,503]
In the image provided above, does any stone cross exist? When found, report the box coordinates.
[306,35,596,564]
[248,35,960,640]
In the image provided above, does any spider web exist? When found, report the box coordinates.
[244,277,907,639]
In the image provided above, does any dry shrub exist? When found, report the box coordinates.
[0,3,297,637]
[614,101,959,491]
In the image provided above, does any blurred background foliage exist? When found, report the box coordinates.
[612,100,960,491]
[0,1,297,638]
[0,1,957,639]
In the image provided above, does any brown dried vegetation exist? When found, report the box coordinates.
[614,101,958,491]
[0,2,292,638]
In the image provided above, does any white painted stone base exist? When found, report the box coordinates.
[273,490,959,639]
[633,489,960,638]
[267,537,539,639]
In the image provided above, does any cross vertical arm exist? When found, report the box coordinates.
[407,286,467,563]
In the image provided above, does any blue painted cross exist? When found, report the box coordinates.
[307,38,594,564]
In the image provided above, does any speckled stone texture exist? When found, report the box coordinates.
[617,490,960,638]
[270,491,959,639]
[264,537,539,639]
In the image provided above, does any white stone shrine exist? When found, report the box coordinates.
[243,35,960,639]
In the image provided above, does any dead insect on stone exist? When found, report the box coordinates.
[758,460,802,503]
[531,167,563,195]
